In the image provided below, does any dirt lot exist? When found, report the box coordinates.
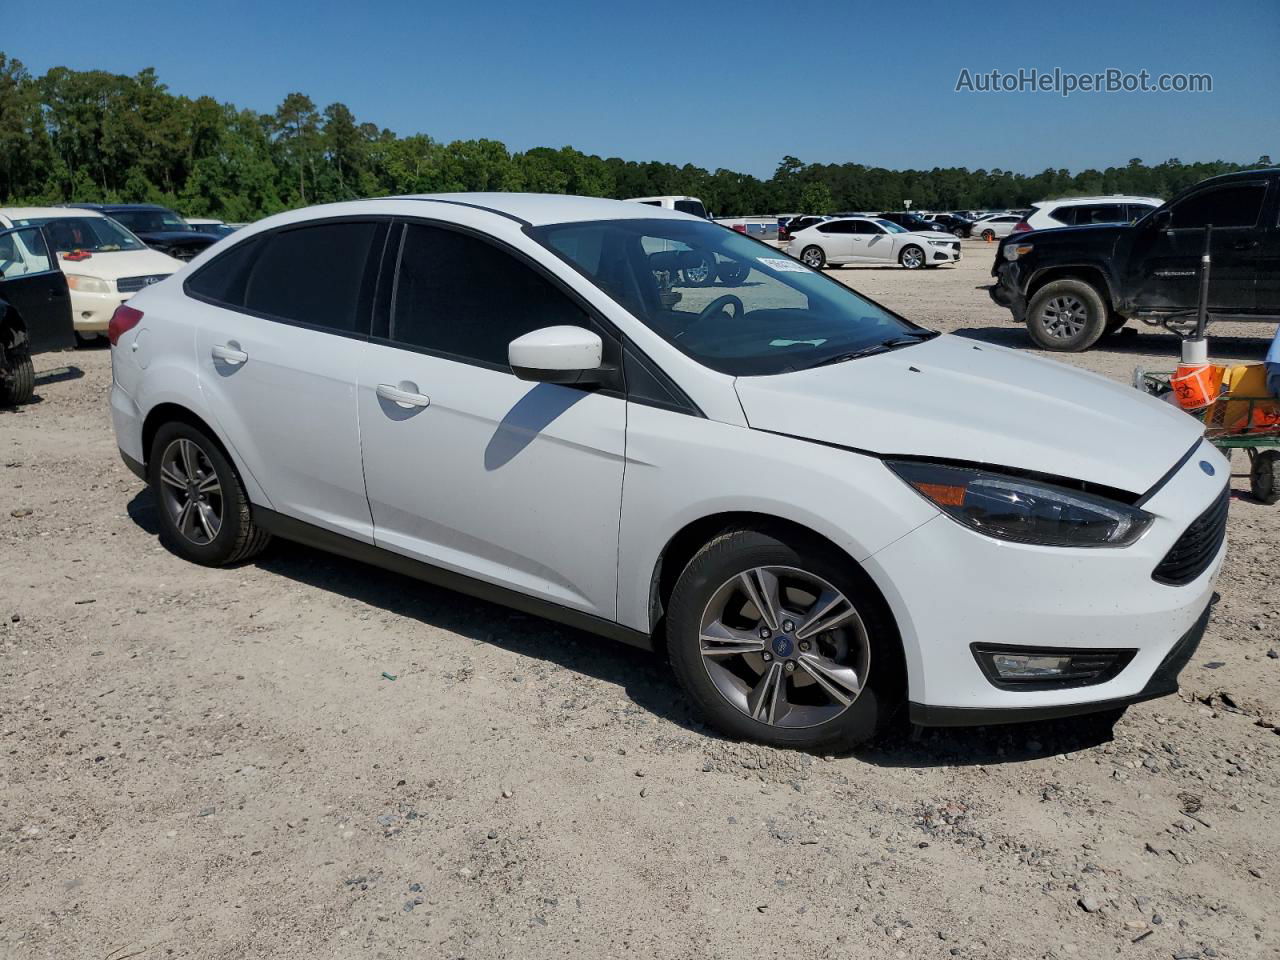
[3,245,1278,960]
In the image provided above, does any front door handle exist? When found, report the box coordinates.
[211,343,248,365]
[376,383,431,409]
[1231,239,1259,250]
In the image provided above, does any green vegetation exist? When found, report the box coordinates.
[0,53,1272,220]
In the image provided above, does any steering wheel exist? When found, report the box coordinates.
[693,293,744,325]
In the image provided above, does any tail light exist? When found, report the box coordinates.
[732,224,747,233]
[1011,219,1032,233]
[108,304,143,346]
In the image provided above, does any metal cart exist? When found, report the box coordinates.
[1132,224,1280,505]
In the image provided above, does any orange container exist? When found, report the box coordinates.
[1171,363,1223,411]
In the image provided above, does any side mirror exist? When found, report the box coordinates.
[509,326,603,385]
[1152,208,1172,230]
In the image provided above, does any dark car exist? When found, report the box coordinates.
[778,215,828,243]
[0,224,74,405]
[989,169,1280,351]
[928,213,976,238]
[63,204,216,262]
[876,212,952,234]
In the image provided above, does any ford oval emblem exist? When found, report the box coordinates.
[1199,460,1215,477]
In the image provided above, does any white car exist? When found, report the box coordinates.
[786,217,961,269]
[1021,196,1162,232]
[185,217,237,239]
[972,214,1024,240]
[107,194,1225,751]
[0,208,183,340]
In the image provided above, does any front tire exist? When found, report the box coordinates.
[899,245,925,270]
[1025,278,1108,352]
[666,526,901,752]
[0,349,35,406]
[149,421,271,566]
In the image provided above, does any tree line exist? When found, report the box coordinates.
[0,53,1272,222]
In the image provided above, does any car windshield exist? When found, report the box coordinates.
[875,219,908,233]
[110,209,192,233]
[12,216,146,253]
[530,218,926,376]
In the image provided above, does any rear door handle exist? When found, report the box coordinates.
[376,383,431,409]
[211,343,248,365]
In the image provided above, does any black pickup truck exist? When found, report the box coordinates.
[990,169,1280,351]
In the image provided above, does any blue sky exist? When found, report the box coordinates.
[7,0,1277,178]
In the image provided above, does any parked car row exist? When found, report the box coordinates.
[100,192,1226,753]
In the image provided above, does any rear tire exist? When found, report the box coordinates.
[1025,279,1108,352]
[800,245,826,270]
[0,349,35,406]
[981,228,996,241]
[1250,451,1280,505]
[666,525,902,752]
[149,421,271,566]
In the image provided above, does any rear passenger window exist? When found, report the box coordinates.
[241,221,380,334]
[390,223,590,368]
[186,236,262,306]
[1049,206,1077,225]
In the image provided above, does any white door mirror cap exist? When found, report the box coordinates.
[509,326,603,384]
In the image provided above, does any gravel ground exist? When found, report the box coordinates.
[2,243,1278,960]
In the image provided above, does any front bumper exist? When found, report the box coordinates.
[70,288,131,333]
[989,261,1026,320]
[928,242,961,264]
[863,440,1228,725]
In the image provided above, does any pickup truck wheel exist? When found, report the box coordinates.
[0,348,35,406]
[1025,279,1108,352]
[1250,451,1280,505]
[681,250,717,287]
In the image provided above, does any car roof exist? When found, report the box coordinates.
[0,206,107,220]
[384,193,697,226]
[1033,195,1162,207]
[67,202,170,212]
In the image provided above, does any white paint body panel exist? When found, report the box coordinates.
[107,193,1228,718]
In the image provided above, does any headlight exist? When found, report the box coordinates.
[1003,243,1033,260]
[65,274,113,294]
[886,460,1152,547]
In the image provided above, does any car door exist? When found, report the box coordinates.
[356,220,626,618]
[1130,179,1269,314]
[0,226,73,354]
[814,220,855,261]
[859,221,896,261]
[188,219,386,542]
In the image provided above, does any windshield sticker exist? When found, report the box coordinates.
[770,338,827,348]
[757,256,809,273]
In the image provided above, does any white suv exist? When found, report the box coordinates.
[1022,196,1162,232]
[108,194,1225,751]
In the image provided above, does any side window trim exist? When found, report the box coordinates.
[0,226,59,279]
[183,215,391,339]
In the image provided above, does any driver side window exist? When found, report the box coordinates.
[1169,184,1267,230]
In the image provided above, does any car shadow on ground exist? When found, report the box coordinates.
[126,488,1139,766]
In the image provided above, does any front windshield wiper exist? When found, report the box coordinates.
[803,331,937,369]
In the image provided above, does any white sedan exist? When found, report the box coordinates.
[107,194,1224,752]
[972,214,1024,240]
[785,217,961,269]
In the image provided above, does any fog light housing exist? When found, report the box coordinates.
[972,645,1134,690]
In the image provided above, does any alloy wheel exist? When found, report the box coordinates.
[1041,295,1088,339]
[698,565,871,728]
[901,246,924,269]
[158,438,223,545]
[802,248,824,268]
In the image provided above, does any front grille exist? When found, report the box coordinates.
[117,274,170,294]
[1152,485,1229,586]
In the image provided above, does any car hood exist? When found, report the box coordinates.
[733,334,1202,494]
[57,247,184,280]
